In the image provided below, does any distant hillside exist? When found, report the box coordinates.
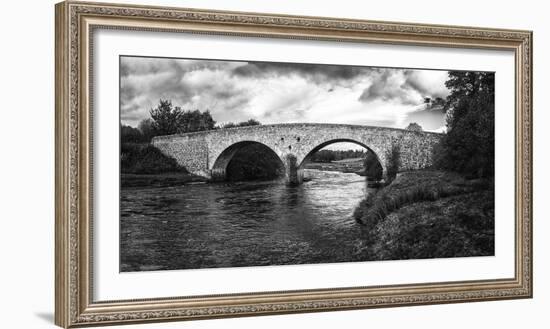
[332,157,364,164]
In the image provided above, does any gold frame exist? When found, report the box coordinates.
[55,1,533,327]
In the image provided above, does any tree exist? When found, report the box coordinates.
[120,124,146,144]
[406,122,423,132]
[310,150,336,163]
[437,72,495,178]
[424,96,445,108]
[221,122,237,129]
[221,119,261,129]
[238,119,261,127]
[363,151,383,181]
[179,110,216,133]
[385,142,401,182]
[149,100,217,136]
[138,118,155,142]
[309,149,367,163]
[149,100,182,136]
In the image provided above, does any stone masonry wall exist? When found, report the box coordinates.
[393,131,443,171]
[152,135,209,176]
[152,123,443,180]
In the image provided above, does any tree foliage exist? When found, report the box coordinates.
[310,149,366,163]
[137,118,155,142]
[363,151,383,181]
[436,72,495,178]
[149,100,182,136]
[221,119,261,129]
[406,122,423,132]
[179,109,216,133]
[385,142,401,182]
[120,143,186,174]
[149,99,216,136]
[121,124,148,144]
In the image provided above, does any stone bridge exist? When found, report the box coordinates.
[152,123,443,185]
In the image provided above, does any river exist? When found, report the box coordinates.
[120,169,376,272]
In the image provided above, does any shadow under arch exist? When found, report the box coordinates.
[297,138,385,181]
[211,141,285,182]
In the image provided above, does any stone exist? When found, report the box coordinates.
[152,123,443,185]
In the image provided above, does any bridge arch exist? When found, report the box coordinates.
[295,138,387,184]
[152,123,442,185]
[210,140,285,182]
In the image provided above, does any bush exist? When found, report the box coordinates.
[221,119,261,129]
[121,125,148,144]
[385,142,401,182]
[406,122,423,132]
[435,72,495,179]
[363,151,383,181]
[121,143,187,174]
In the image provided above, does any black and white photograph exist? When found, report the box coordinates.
[119,56,495,272]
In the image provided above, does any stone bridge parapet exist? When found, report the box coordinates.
[152,123,443,184]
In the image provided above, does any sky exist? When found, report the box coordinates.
[120,56,452,139]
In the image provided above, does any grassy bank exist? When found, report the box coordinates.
[353,170,494,260]
[121,173,206,188]
[305,158,366,175]
[121,143,206,188]
[121,143,187,175]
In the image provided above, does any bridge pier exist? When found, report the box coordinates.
[284,154,303,186]
[153,123,443,187]
[210,168,226,182]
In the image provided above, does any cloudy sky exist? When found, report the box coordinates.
[120,56,452,133]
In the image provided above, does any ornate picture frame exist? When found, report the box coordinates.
[55,1,532,327]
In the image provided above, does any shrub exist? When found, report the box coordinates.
[406,122,423,132]
[385,142,401,183]
[435,72,495,179]
[121,125,148,144]
[363,151,383,181]
[121,143,187,174]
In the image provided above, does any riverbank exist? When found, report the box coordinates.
[305,159,384,186]
[121,173,207,188]
[121,165,374,271]
[122,160,371,188]
[353,170,494,260]
[304,158,365,175]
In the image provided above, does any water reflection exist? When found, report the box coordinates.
[120,169,374,272]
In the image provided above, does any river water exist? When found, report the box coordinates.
[120,169,376,272]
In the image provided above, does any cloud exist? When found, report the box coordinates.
[402,69,450,99]
[120,56,452,130]
[232,62,370,86]
[358,69,450,107]
[120,57,251,126]
[404,106,446,132]
[358,70,420,105]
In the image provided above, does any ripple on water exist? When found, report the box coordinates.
[120,169,376,271]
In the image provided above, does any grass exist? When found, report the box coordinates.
[120,143,205,188]
[121,173,206,188]
[121,143,187,175]
[353,170,490,228]
[352,170,494,260]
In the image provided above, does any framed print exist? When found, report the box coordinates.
[55,1,532,327]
